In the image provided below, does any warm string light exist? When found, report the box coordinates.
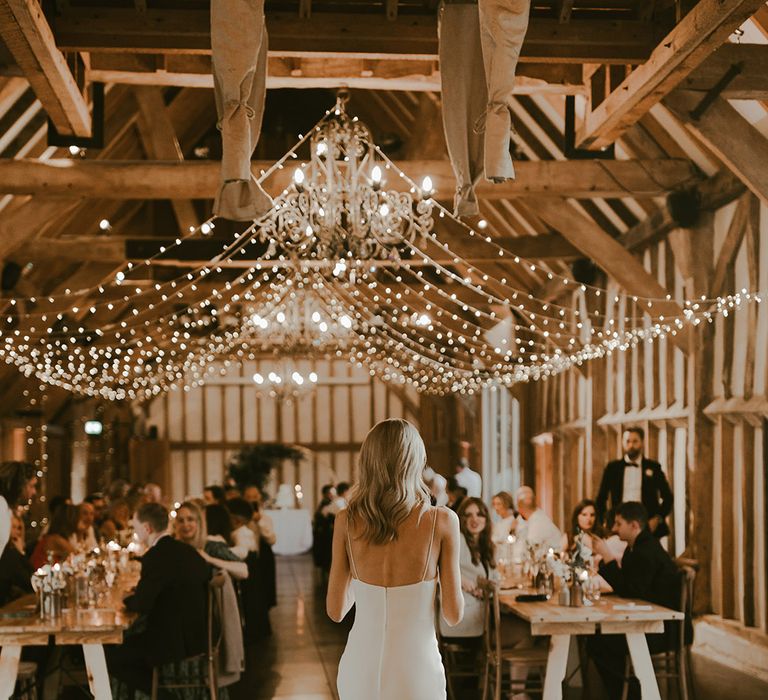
[0,100,764,398]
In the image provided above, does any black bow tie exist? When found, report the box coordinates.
[626,461,639,468]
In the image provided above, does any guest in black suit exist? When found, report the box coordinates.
[588,502,680,700]
[595,426,673,537]
[107,502,210,693]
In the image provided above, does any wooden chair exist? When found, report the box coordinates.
[621,564,697,700]
[14,661,38,700]
[435,604,482,700]
[478,578,549,700]
[150,572,227,700]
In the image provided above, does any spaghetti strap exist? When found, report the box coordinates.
[346,524,360,580]
[421,507,438,582]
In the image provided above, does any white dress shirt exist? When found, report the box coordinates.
[455,467,483,498]
[518,509,562,551]
[230,524,258,560]
[492,515,517,543]
[622,454,643,503]
[0,496,10,554]
[255,513,277,546]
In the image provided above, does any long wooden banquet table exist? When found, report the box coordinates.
[0,575,137,700]
[499,590,684,700]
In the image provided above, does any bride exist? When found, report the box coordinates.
[327,418,464,699]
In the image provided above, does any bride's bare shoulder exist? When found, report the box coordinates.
[434,506,459,535]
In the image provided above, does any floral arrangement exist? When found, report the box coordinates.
[546,531,593,584]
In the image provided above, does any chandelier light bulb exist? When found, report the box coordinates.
[421,176,434,195]
[293,168,305,187]
[253,372,264,385]
[99,219,111,231]
[340,315,353,329]
[319,321,328,332]
[311,311,321,323]
[477,219,488,230]
[316,142,328,157]
[305,225,313,237]
[309,372,319,383]
[371,165,382,190]
[276,311,286,323]
[292,371,304,385]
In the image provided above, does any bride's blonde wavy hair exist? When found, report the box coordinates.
[346,418,431,545]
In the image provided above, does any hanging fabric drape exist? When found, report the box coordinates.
[211,0,273,221]
[478,0,531,182]
[439,0,487,218]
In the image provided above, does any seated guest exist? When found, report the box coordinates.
[174,500,247,580]
[439,497,496,640]
[446,477,468,513]
[513,486,562,551]
[107,503,210,694]
[203,484,225,505]
[491,491,517,543]
[71,501,98,551]
[224,484,242,501]
[0,513,33,605]
[99,498,132,543]
[31,503,78,568]
[563,498,603,551]
[142,482,163,505]
[244,485,276,546]
[84,492,107,529]
[604,508,628,563]
[0,460,37,553]
[227,498,258,559]
[589,502,680,700]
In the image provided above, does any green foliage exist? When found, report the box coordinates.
[226,444,305,491]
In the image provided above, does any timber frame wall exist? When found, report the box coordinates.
[145,358,419,506]
[520,197,768,638]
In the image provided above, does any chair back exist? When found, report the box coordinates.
[208,572,227,660]
[677,565,696,648]
[478,578,501,662]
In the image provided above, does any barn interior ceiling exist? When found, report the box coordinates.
[0,0,765,410]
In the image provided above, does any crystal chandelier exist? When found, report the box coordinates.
[258,90,435,262]
[252,363,319,401]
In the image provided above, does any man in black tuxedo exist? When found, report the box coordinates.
[107,502,210,693]
[596,426,673,537]
[589,502,681,699]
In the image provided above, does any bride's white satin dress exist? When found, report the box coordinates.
[337,508,446,699]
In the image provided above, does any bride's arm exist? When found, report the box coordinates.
[438,508,464,626]
[327,510,355,622]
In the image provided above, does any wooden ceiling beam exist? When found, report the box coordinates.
[85,53,585,94]
[576,0,766,149]
[663,91,768,207]
[53,10,658,64]
[0,158,702,200]
[17,231,581,266]
[681,43,768,100]
[527,197,691,351]
[0,0,91,137]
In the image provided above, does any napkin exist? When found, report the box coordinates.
[613,604,653,611]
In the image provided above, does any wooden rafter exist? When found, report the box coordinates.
[663,91,768,207]
[682,43,768,100]
[0,0,91,137]
[0,158,702,200]
[576,0,766,149]
[133,86,197,234]
[527,198,691,351]
[54,10,658,64]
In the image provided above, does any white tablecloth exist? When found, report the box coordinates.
[264,509,313,556]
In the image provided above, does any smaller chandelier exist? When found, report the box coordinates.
[252,365,319,401]
[258,90,435,262]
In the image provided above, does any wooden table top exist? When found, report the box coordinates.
[499,589,683,635]
[0,570,138,643]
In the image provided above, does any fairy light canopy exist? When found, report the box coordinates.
[0,96,763,402]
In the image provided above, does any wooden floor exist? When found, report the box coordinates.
[230,555,768,700]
